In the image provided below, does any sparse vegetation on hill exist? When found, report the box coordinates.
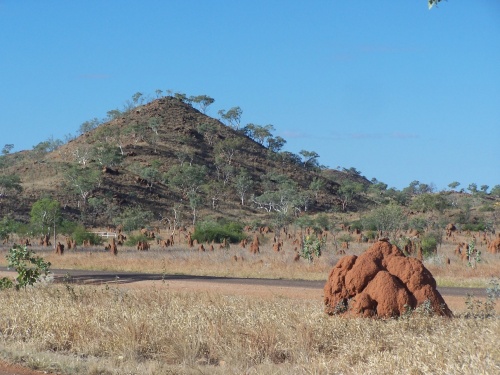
[0,90,498,246]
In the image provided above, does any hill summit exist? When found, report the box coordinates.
[1,96,363,227]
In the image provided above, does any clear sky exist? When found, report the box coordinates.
[1,0,499,191]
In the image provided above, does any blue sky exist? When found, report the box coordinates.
[1,0,499,191]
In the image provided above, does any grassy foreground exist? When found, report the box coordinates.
[0,284,499,375]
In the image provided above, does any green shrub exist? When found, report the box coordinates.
[337,234,352,243]
[350,220,363,232]
[408,217,427,232]
[365,230,377,241]
[72,225,103,246]
[0,216,19,241]
[314,213,330,231]
[59,219,78,236]
[124,234,150,247]
[113,207,154,232]
[421,233,438,258]
[479,205,494,212]
[192,220,246,244]
[461,223,486,232]
[3,244,51,290]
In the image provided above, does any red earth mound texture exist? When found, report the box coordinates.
[324,239,453,318]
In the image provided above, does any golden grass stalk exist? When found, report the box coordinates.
[0,284,498,375]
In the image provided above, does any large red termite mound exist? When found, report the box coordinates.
[324,239,453,318]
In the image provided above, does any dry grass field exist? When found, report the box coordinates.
[0,230,499,374]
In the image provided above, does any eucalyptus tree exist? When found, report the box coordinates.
[337,181,364,211]
[30,197,62,247]
[299,150,320,169]
[63,165,102,208]
[218,106,243,130]
[234,168,254,205]
[190,95,215,114]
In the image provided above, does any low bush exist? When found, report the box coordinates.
[461,223,486,232]
[350,220,363,232]
[192,220,246,244]
[124,234,150,247]
[421,233,438,258]
[71,225,103,246]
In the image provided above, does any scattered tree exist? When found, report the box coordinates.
[266,136,286,153]
[448,181,460,191]
[337,181,364,211]
[197,123,218,145]
[30,198,62,248]
[63,165,101,207]
[190,95,215,114]
[218,106,243,130]
[79,118,101,135]
[490,185,500,198]
[234,169,254,205]
[1,144,14,155]
[113,207,154,232]
[0,174,22,200]
[299,150,320,169]
[166,164,207,198]
[467,183,478,195]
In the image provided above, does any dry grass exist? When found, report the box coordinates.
[0,232,499,374]
[2,232,498,287]
[0,284,498,375]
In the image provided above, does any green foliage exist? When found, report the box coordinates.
[1,144,14,155]
[461,223,486,232]
[197,123,218,145]
[64,165,101,205]
[30,197,62,235]
[408,217,427,232]
[420,233,438,258]
[124,234,150,247]
[113,207,154,232]
[337,181,364,211]
[350,220,363,232]
[93,142,123,167]
[59,219,78,236]
[218,106,243,129]
[490,185,500,198]
[300,235,325,263]
[315,213,330,231]
[71,225,103,246]
[466,239,481,268]
[192,220,245,244]
[337,234,352,244]
[0,216,19,241]
[3,245,51,291]
[479,204,494,212]
[410,193,449,213]
[266,136,286,153]
[234,168,254,205]
[190,95,215,114]
[0,276,14,290]
[365,230,377,241]
[79,118,101,134]
[0,174,22,196]
[362,203,405,233]
[299,150,320,169]
[166,164,207,197]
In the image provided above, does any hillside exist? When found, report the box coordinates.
[1,96,366,227]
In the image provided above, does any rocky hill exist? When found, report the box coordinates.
[1,96,369,227]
